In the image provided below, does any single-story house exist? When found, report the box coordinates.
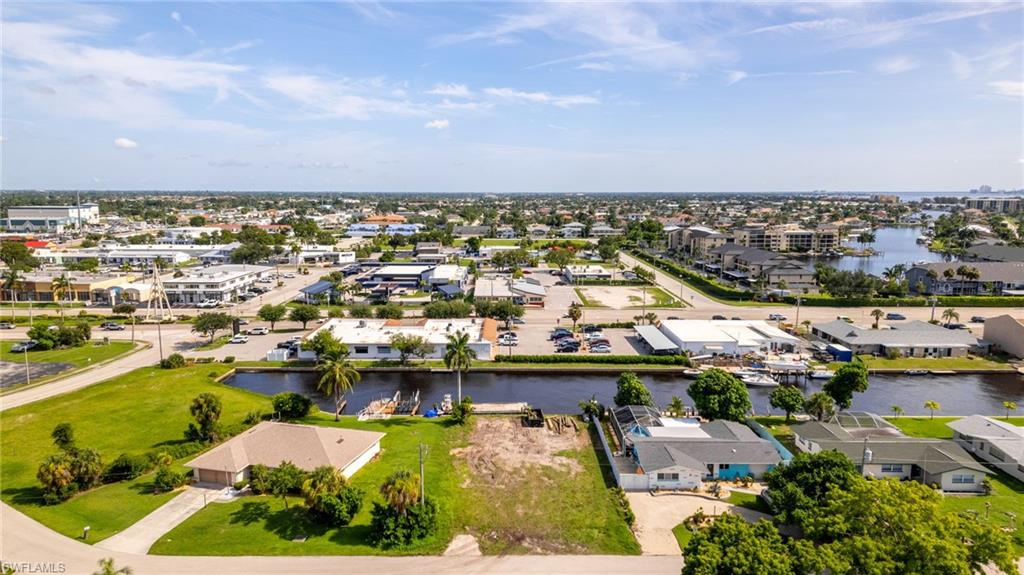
[905,261,1024,296]
[306,317,497,361]
[609,406,783,491]
[982,315,1024,359]
[186,422,385,487]
[564,265,612,282]
[810,319,978,358]
[656,319,800,356]
[948,415,1024,483]
[791,412,987,492]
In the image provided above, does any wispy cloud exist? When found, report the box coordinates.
[427,83,471,98]
[263,73,425,120]
[726,69,856,85]
[114,137,138,149]
[170,11,197,38]
[725,70,748,85]
[576,61,617,72]
[482,87,599,108]
[740,17,851,36]
[989,81,1023,99]
[424,119,450,130]
[876,56,918,75]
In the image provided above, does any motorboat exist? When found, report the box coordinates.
[766,361,808,371]
[807,369,834,379]
[733,369,759,378]
[682,368,702,378]
[903,369,929,376]
[741,372,778,384]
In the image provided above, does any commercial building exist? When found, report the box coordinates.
[163,264,274,304]
[948,415,1024,483]
[608,406,784,491]
[810,319,978,358]
[308,317,497,361]
[905,262,1024,296]
[2,204,100,232]
[186,422,384,486]
[983,315,1024,358]
[963,197,1021,213]
[792,413,987,493]
[3,271,138,305]
[563,265,612,282]
[653,319,800,356]
[473,277,547,306]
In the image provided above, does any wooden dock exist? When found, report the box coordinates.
[474,402,529,415]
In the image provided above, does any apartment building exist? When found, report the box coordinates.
[733,224,840,253]
[667,225,731,256]
[963,197,1021,214]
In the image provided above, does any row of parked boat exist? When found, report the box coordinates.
[680,362,835,387]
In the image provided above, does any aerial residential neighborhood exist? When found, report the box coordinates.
[1,1,1023,575]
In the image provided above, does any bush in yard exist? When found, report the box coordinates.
[37,453,79,504]
[160,353,187,369]
[610,487,635,527]
[103,453,151,483]
[222,355,235,364]
[271,392,315,420]
[347,303,374,318]
[303,465,364,527]
[185,392,222,443]
[449,395,474,425]
[374,302,404,319]
[153,464,187,493]
[249,464,271,495]
[368,498,438,548]
[243,410,264,425]
[687,368,752,422]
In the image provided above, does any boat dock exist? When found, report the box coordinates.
[474,402,529,415]
[393,390,421,415]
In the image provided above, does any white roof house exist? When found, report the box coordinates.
[424,264,469,287]
[948,415,1024,483]
[564,265,612,282]
[657,320,800,355]
[308,317,498,361]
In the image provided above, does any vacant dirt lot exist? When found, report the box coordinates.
[451,416,586,486]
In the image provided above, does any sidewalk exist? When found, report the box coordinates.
[96,485,230,554]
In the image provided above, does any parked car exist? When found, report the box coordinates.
[711,315,727,320]
[885,313,906,321]
[511,317,526,325]
[622,271,638,280]
[837,315,854,323]
[666,316,679,320]
[11,340,37,352]
[582,325,602,333]
[229,335,249,344]
[497,335,518,346]
[284,273,296,279]
[276,341,293,349]
[731,316,743,321]
[0,322,15,329]
[100,322,125,331]
[550,329,572,340]
[585,332,605,341]
[589,345,612,354]
[555,344,580,353]
[248,327,269,335]
[946,323,969,330]
[970,316,986,323]
[768,314,787,321]
[196,300,220,309]
[237,319,250,325]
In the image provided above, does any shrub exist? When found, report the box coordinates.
[153,465,187,493]
[250,464,271,494]
[222,356,235,364]
[449,396,474,426]
[347,303,374,318]
[243,410,264,425]
[233,480,248,491]
[160,353,187,369]
[368,499,438,548]
[610,487,635,526]
[272,392,315,420]
[155,441,206,460]
[310,488,364,527]
[422,300,473,319]
[103,453,151,483]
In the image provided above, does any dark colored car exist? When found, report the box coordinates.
[711,315,727,320]
[885,313,906,321]
[970,316,986,323]
[582,325,602,333]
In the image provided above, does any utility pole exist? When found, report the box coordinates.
[24,346,31,386]
[794,294,802,334]
[929,297,937,322]
[418,442,428,507]
[860,437,871,477]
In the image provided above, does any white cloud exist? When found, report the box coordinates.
[114,137,138,149]
[949,51,972,80]
[482,87,599,108]
[741,17,850,36]
[725,70,748,85]
[427,83,471,98]
[876,56,918,75]
[263,73,425,120]
[424,119,450,130]
[576,61,617,72]
[989,81,1023,98]
[436,98,492,111]
[170,11,181,23]
[170,11,196,38]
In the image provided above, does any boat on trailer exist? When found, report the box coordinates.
[358,391,402,421]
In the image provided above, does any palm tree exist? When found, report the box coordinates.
[891,405,904,419]
[379,469,420,516]
[870,309,883,329]
[93,558,132,575]
[2,268,21,320]
[942,267,956,293]
[955,265,970,296]
[50,273,72,320]
[567,302,583,332]
[941,308,959,327]
[643,311,658,325]
[444,330,476,403]
[1004,401,1018,420]
[316,350,360,421]
[924,400,941,419]
[962,266,981,295]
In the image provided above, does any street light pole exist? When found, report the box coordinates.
[157,320,165,362]
[24,347,31,386]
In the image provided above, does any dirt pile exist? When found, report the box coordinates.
[452,416,586,485]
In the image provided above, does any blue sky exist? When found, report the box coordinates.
[2,1,1022,192]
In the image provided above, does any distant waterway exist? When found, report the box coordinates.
[227,370,1024,417]
[803,226,954,277]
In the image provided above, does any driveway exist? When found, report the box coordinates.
[626,491,771,556]
[96,484,229,554]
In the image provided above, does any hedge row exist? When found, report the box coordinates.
[493,354,691,366]
[785,295,1024,308]
[629,250,755,301]
[573,279,651,286]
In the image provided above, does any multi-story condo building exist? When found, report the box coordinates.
[963,197,1022,213]
[668,225,731,257]
[733,224,839,253]
[163,264,274,304]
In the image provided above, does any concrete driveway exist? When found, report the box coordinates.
[96,484,229,554]
[626,491,771,556]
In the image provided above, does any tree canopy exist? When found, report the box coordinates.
[822,362,869,410]
[687,368,752,421]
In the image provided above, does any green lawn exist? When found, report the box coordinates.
[628,286,683,309]
[750,416,799,455]
[727,491,772,514]
[0,340,136,369]
[828,355,1013,372]
[672,522,694,551]
[0,364,271,542]
[887,416,1024,439]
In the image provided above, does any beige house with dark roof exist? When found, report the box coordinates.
[185,422,384,487]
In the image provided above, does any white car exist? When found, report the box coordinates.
[229,335,249,344]
[248,327,269,335]
[284,273,296,279]
[497,335,518,346]
[196,300,220,309]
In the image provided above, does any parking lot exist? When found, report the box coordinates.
[495,323,644,356]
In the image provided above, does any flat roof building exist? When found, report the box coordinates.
[308,317,497,361]
[656,319,800,356]
[811,319,978,358]
[163,264,273,304]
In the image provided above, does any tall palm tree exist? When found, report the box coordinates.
[1004,401,1017,420]
[444,330,476,403]
[963,266,981,295]
[941,308,959,327]
[2,268,21,320]
[870,309,884,329]
[891,405,904,419]
[955,265,970,296]
[924,400,941,419]
[379,469,420,516]
[316,349,360,421]
[50,273,72,321]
